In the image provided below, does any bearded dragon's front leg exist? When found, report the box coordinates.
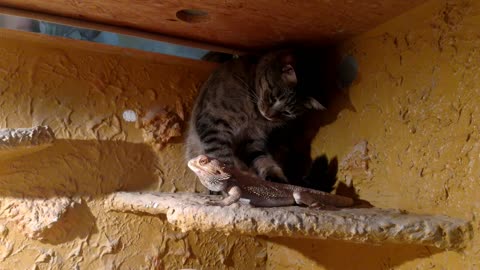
[206,185,242,206]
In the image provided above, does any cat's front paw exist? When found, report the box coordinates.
[262,166,288,183]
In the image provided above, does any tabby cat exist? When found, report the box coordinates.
[186,49,324,183]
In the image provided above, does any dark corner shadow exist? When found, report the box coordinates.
[0,139,159,199]
[269,45,357,192]
[268,237,444,270]
[40,200,98,245]
[302,155,338,193]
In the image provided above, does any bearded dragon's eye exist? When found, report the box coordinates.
[199,156,208,165]
[215,170,221,175]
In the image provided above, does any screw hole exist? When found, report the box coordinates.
[176,9,209,23]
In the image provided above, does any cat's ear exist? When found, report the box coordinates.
[281,64,297,87]
[305,97,326,110]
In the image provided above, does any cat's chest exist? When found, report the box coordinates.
[216,100,281,135]
[233,117,280,140]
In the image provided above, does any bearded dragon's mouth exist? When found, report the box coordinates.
[187,159,201,173]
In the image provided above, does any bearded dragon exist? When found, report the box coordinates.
[188,155,355,208]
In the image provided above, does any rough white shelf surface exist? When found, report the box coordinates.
[105,192,472,250]
[1,196,79,240]
[0,126,55,159]
[0,126,55,150]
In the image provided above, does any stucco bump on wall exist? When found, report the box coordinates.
[136,102,185,151]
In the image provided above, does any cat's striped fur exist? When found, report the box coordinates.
[186,50,324,183]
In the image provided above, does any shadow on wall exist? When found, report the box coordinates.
[269,46,357,192]
[0,139,162,244]
[269,237,443,269]
[0,139,159,198]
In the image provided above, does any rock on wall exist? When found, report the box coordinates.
[268,0,480,269]
[0,29,265,269]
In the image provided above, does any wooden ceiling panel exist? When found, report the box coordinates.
[0,0,425,50]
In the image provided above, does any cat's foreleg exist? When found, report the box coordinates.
[244,139,288,183]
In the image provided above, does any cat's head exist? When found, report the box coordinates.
[255,50,325,122]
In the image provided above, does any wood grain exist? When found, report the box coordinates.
[0,0,425,50]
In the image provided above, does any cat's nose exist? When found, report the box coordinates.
[260,108,276,121]
[265,109,277,119]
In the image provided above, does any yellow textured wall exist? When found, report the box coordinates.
[2,0,480,269]
[0,30,265,269]
[268,0,479,269]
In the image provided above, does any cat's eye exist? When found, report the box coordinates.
[282,65,294,73]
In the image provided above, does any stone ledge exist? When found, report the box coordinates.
[0,126,55,159]
[105,192,472,250]
[1,196,80,240]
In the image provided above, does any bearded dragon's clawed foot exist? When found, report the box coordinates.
[205,199,227,206]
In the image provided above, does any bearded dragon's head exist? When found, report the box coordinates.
[187,155,232,191]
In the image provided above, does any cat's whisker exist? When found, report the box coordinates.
[226,95,256,103]
[232,74,259,101]
[234,88,258,103]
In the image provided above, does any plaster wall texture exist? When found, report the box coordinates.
[0,0,479,269]
[0,29,265,269]
[268,0,480,269]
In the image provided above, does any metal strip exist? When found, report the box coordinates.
[0,12,234,62]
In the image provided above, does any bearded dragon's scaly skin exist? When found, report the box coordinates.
[188,155,354,208]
